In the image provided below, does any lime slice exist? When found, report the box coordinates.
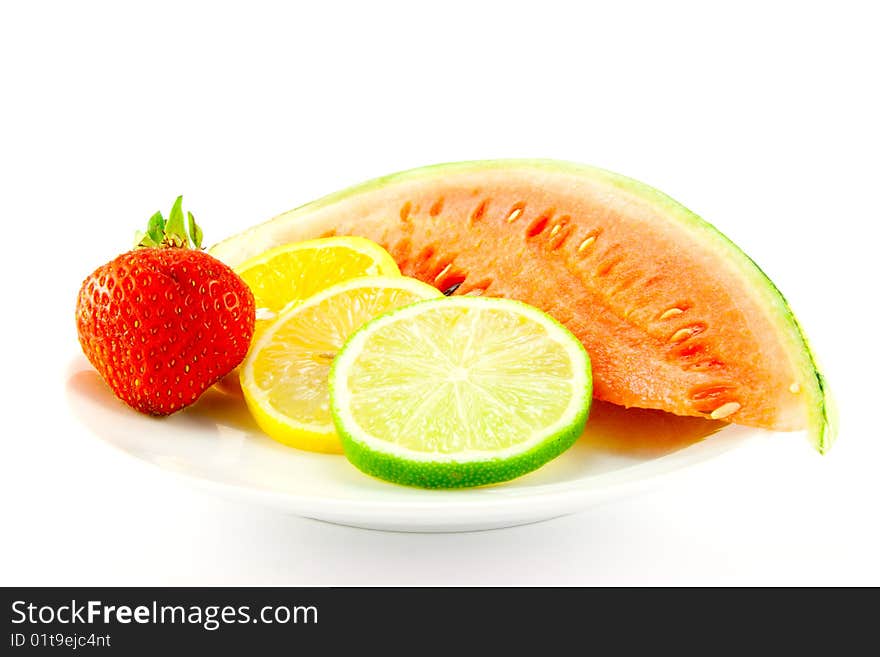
[240,276,442,453]
[330,297,592,488]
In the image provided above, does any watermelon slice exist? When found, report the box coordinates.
[211,160,835,452]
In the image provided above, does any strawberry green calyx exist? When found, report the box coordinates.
[134,196,204,249]
[187,211,203,248]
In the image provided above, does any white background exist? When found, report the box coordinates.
[1,1,878,585]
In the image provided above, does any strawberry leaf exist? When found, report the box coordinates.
[147,211,165,244]
[164,196,188,247]
[187,211,204,249]
[134,197,205,249]
[135,230,159,248]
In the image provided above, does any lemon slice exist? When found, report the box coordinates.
[217,236,400,395]
[241,276,442,453]
[329,297,592,488]
[234,236,400,330]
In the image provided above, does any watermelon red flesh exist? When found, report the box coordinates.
[210,161,833,451]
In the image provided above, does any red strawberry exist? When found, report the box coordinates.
[76,197,255,415]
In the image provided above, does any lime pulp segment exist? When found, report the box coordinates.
[330,297,592,488]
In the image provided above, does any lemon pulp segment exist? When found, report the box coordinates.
[241,276,442,452]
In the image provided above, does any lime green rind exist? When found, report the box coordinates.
[211,158,833,452]
[328,296,593,489]
[335,406,590,489]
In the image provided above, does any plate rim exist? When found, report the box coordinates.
[66,355,765,527]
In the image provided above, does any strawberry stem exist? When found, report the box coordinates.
[135,196,205,249]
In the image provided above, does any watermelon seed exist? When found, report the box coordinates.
[506,204,525,223]
[429,197,444,217]
[660,307,685,320]
[710,402,741,420]
[526,214,551,238]
[790,382,801,394]
[470,199,490,223]
[596,256,623,277]
[434,263,453,284]
[577,236,597,252]
[547,217,573,250]
[417,245,436,265]
[675,341,708,360]
[670,324,705,343]
[400,202,412,222]
[437,265,466,293]
[526,209,555,238]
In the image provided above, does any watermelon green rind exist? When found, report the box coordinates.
[579,163,835,453]
[210,159,834,452]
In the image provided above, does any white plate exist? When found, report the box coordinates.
[66,356,760,532]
